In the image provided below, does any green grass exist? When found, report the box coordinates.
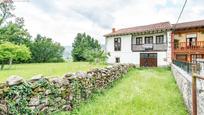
[0,62,106,83]
[55,68,188,115]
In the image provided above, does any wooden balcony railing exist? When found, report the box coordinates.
[132,43,167,51]
[174,41,204,52]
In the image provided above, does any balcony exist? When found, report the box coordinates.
[132,43,167,52]
[174,41,204,53]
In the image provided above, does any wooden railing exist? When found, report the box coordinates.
[192,65,204,115]
[132,43,167,51]
[174,41,204,50]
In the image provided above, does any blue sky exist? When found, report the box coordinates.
[14,0,204,46]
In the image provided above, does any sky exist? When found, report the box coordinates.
[13,0,204,46]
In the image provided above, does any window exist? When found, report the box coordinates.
[132,37,142,45]
[176,54,187,62]
[114,38,121,51]
[135,37,143,45]
[186,34,197,47]
[145,36,153,44]
[115,57,120,63]
[156,35,164,44]
[140,53,157,58]
[191,54,204,63]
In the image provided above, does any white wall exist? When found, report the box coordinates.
[105,32,172,66]
[166,31,172,64]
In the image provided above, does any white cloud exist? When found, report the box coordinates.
[13,0,204,46]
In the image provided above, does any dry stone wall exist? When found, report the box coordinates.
[0,64,135,114]
[171,64,204,115]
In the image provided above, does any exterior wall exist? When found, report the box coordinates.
[105,31,172,66]
[173,29,204,62]
[174,31,204,42]
[171,64,204,115]
[166,31,172,63]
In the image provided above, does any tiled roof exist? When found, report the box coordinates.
[172,19,204,29]
[104,22,171,37]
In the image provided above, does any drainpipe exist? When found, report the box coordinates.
[171,32,174,61]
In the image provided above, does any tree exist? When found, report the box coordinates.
[0,1,31,46]
[0,1,14,26]
[0,42,31,70]
[30,34,64,63]
[72,33,101,61]
[84,49,108,63]
[0,18,32,46]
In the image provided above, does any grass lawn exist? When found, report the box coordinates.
[0,62,106,83]
[55,68,188,115]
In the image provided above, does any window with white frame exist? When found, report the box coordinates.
[156,35,164,44]
[145,36,153,44]
[114,38,121,51]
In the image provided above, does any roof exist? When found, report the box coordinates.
[104,22,171,37]
[172,19,204,30]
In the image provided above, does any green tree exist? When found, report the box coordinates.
[0,1,14,26]
[0,18,31,46]
[0,1,31,46]
[84,49,108,63]
[30,34,64,63]
[0,42,31,70]
[72,33,101,61]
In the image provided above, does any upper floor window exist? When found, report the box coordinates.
[114,38,121,51]
[136,37,143,45]
[156,35,164,44]
[132,37,143,45]
[145,36,153,44]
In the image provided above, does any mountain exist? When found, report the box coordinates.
[63,46,72,59]
[101,44,105,50]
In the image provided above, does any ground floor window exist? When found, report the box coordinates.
[191,54,204,63]
[115,57,120,63]
[176,54,187,62]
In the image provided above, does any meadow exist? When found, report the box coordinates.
[0,62,106,82]
[55,68,188,115]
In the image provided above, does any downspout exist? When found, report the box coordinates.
[171,32,174,61]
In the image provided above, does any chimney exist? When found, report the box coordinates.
[112,28,116,33]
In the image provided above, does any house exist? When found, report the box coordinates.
[172,20,204,63]
[104,22,172,67]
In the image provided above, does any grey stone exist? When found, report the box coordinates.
[0,104,7,114]
[29,106,35,110]
[50,77,63,86]
[40,97,49,105]
[87,73,92,78]
[30,74,43,81]
[41,106,48,111]
[29,96,40,106]
[75,72,87,78]
[45,90,51,95]
[62,78,70,86]
[64,104,72,111]
[37,104,46,110]
[64,73,73,78]
[55,97,62,102]
[6,75,23,86]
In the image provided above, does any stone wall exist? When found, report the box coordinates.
[171,64,204,115]
[0,64,135,114]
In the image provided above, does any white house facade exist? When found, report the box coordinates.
[104,22,172,67]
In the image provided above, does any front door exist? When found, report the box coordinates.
[140,53,157,67]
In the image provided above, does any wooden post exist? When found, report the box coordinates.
[171,32,174,60]
[192,65,197,115]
